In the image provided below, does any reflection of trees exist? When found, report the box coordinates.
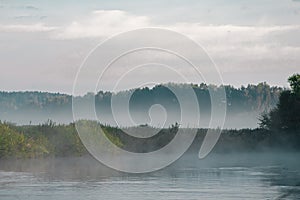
[260,165,300,200]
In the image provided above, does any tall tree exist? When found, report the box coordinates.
[288,73,300,96]
[259,74,300,132]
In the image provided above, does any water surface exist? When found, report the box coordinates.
[0,153,299,200]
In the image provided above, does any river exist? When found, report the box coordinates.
[0,153,299,200]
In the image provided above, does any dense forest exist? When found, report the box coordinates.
[0,82,283,128]
[0,75,299,159]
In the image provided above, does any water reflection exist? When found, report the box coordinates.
[0,153,299,200]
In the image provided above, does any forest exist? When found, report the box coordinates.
[0,75,299,159]
[0,82,283,127]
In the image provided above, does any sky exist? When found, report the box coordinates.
[0,0,300,94]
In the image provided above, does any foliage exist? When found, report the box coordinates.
[0,83,283,125]
[288,73,300,96]
[0,119,299,159]
[0,122,50,159]
[259,74,300,132]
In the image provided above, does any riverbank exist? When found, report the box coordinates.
[0,121,299,159]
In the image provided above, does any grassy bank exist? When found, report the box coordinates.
[0,120,299,160]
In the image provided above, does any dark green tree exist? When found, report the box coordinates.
[288,73,300,97]
[259,74,300,132]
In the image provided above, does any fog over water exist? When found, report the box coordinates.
[0,153,300,200]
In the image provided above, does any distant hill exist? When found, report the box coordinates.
[0,83,283,128]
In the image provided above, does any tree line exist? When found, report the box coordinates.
[0,75,299,159]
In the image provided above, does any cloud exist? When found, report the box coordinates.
[53,10,300,51]
[0,23,57,32]
[51,10,300,76]
[24,5,39,10]
[3,10,298,69]
[4,9,300,45]
[1,9,299,91]
[14,15,48,20]
[169,23,300,43]
[55,10,151,39]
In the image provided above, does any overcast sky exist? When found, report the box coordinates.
[0,0,300,94]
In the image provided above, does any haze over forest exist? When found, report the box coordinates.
[0,82,283,128]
